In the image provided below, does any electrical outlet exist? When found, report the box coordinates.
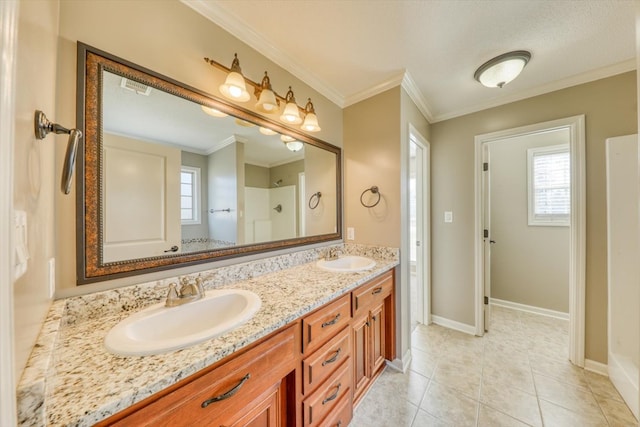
[347,227,355,240]
[48,258,55,298]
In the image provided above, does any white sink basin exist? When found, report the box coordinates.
[316,255,376,272]
[105,289,261,356]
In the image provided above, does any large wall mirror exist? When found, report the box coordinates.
[76,43,341,284]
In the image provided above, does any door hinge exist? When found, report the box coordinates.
[484,296,489,305]
[483,229,489,238]
[483,162,488,171]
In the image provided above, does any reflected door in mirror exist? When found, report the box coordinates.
[103,133,181,262]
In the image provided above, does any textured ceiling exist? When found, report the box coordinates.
[183,0,636,122]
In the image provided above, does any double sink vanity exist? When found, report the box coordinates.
[18,245,398,426]
[17,41,400,426]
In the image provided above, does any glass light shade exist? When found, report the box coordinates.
[219,71,250,102]
[201,105,228,118]
[474,51,531,88]
[255,88,278,113]
[301,112,321,132]
[259,127,277,136]
[234,118,255,127]
[285,140,304,152]
[280,102,302,124]
[280,134,296,142]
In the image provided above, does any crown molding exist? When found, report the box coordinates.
[401,71,434,123]
[431,58,637,123]
[182,0,345,107]
[343,71,406,108]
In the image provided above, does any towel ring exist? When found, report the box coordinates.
[360,186,381,208]
[308,191,322,209]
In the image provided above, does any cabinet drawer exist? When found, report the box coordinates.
[302,294,351,354]
[112,324,298,426]
[352,270,393,317]
[317,392,352,427]
[303,326,351,395]
[302,359,352,427]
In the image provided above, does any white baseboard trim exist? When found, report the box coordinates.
[585,359,609,376]
[490,298,569,321]
[431,315,476,336]
[387,348,412,373]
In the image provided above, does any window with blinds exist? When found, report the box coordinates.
[180,166,201,225]
[527,144,570,226]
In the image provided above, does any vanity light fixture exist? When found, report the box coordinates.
[255,72,279,113]
[259,126,277,136]
[301,98,321,132]
[201,105,228,118]
[234,118,255,127]
[279,87,303,125]
[474,50,531,88]
[218,53,251,102]
[204,56,320,131]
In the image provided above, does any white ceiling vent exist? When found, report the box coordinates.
[120,77,152,96]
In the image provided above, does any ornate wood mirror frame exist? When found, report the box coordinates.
[76,43,342,284]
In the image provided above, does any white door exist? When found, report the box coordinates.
[409,129,430,328]
[103,134,181,262]
[482,143,492,332]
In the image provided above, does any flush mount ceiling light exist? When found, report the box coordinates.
[280,87,303,125]
[219,53,251,102]
[301,98,321,132]
[474,50,531,88]
[280,134,303,152]
[255,72,279,113]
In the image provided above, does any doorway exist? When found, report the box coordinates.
[483,130,572,334]
[408,125,430,330]
[474,115,586,366]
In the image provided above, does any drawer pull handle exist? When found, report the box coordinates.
[372,287,383,295]
[322,348,342,366]
[201,373,250,408]
[322,382,341,405]
[321,313,341,328]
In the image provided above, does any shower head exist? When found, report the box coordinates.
[273,179,283,187]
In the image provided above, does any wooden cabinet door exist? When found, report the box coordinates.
[225,381,281,427]
[370,302,385,375]
[351,315,370,401]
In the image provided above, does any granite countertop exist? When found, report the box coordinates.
[17,244,399,426]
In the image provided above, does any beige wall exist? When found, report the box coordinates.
[181,151,209,240]
[344,88,402,247]
[245,164,270,188]
[344,86,431,363]
[304,145,338,236]
[55,0,343,292]
[13,0,59,380]
[431,72,637,363]
[489,131,570,313]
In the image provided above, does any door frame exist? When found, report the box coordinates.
[408,125,431,325]
[0,0,19,423]
[473,115,586,367]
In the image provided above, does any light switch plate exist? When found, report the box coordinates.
[14,210,29,279]
[444,211,453,223]
[347,227,355,240]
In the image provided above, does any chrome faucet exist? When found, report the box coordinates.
[325,247,342,261]
[165,276,205,307]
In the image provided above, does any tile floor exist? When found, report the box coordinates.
[350,305,638,426]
